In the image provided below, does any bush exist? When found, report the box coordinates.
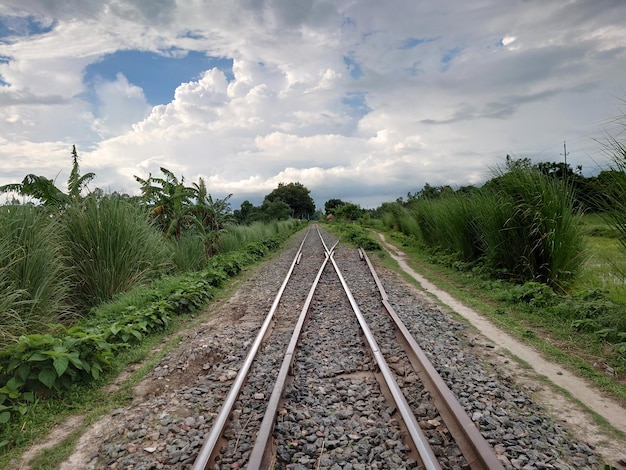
[0,206,74,345]
[64,196,172,312]
[171,234,206,272]
[483,169,586,290]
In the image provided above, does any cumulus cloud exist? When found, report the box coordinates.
[0,0,625,209]
[92,73,151,137]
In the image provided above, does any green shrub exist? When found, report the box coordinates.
[0,328,114,397]
[171,234,206,272]
[395,170,587,291]
[0,206,74,345]
[506,282,557,307]
[64,196,172,311]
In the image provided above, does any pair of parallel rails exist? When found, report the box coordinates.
[192,227,503,469]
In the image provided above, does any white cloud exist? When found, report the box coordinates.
[93,73,151,137]
[0,0,625,209]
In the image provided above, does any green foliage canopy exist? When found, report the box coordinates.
[263,182,315,219]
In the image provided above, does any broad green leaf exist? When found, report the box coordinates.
[6,376,24,392]
[91,363,101,379]
[16,363,31,381]
[53,356,69,377]
[0,412,10,424]
[38,367,57,389]
[130,329,143,340]
[27,352,48,362]
[67,351,83,369]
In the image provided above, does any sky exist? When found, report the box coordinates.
[0,0,625,211]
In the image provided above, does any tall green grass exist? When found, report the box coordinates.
[166,219,306,273]
[0,237,27,346]
[602,131,626,267]
[64,196,172,311]
[217,220,302,253]
[383,170,587,290]
[171,234,206,272]
[486,169,586,289]
[0,206,74,345]
[409,195,482,260]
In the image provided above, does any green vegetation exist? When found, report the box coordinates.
[0,146,308,464]
[368,164,625,367]
[0,205,75,340]
[0,225,303,462]
[364,225,626,402]
[64,196,173,310]
[381,168,586,291]
[234,181,316,223]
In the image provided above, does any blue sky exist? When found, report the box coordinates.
[0,1,625,209]
[83,51,233,106]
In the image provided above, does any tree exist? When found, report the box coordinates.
[189,178,235,257]
[67,145,96,203]
[134,167,194,239]
[324,198,346,215]
[263,182,315,219]
[261,199,292,220]
[234,200,255,224]
[0,145,94,208]
[334,203,363,221]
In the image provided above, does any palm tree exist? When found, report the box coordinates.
[134,167,194,239]
[0,145,94,208]
[190,178,235,257]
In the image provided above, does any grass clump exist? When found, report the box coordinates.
[382,169,586,291]
[0,206,75,346]
[64,196,172,311]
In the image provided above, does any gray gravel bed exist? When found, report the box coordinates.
[81,229,601,469]
[370,251,599,469]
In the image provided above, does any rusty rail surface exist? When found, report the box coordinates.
[359,247,504,470]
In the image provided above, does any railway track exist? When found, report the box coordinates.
[192,226,503,469]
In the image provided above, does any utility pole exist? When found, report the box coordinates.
[560,140,569,187]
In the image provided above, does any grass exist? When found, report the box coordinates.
[64,196,173,312]
[0,206,74,347]
[388,170,587,291]
[578,214,626,302]
[217,220,302,253]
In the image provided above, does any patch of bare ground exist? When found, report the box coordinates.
[378,233,626,467]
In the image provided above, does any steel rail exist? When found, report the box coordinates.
[359,248,504,470]
[191,229,311,470]
[328,248,442,470]
[247,228,338,468]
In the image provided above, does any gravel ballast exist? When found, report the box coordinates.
[58,228,602,469]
